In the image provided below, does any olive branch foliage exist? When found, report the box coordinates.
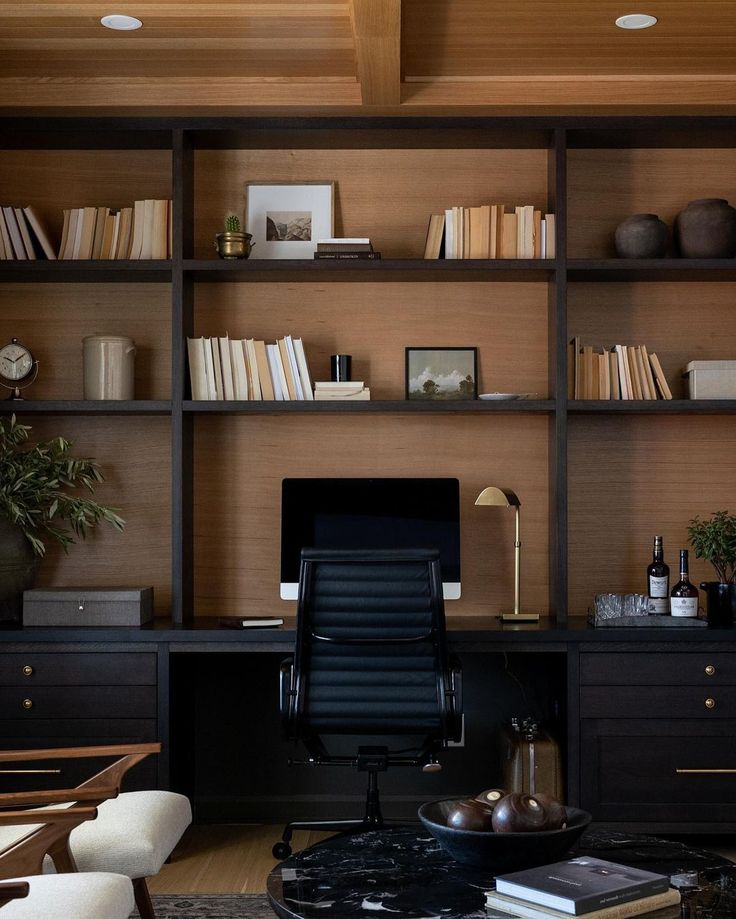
[0,415,124,556]
[688,510,736,584]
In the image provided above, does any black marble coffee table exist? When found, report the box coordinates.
[266,826,736,919]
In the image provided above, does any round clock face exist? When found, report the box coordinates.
[0,340,33,382]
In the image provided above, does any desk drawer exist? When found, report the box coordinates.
[580,651,736,686]
[0,653,156,686]
[581,685,736,719]
[581,718,736,822]
[0,686,157,720]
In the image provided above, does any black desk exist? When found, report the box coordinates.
[267,827,734,919]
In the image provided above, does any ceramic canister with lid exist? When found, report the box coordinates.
[83,335,136,400]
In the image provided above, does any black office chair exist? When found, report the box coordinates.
[273,548,462,859]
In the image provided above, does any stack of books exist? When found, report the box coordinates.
[314,381,370,401]
[187,334,313,401]
[56,199,172,260]
[314,238,381,260]
[423,205,555,260]
[0,205,57,259]
[486,856,680,919]
[568,337,673,400]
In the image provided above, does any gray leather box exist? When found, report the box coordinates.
[23,587,154,626]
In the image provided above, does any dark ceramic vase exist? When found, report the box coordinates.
[0,517,38,623]
[700,582,736,627]
[614,214,668,258]
[675,198,736,258]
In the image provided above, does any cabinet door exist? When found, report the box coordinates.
[581,718,736,823]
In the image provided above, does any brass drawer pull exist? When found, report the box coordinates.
[677,768,736,774]
[22,665,34,677]
[705,664,716,676]
[705,697,716,710]
[21,698,33,710]
[0,769,61,775]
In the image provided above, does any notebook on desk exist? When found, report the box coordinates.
[218,617,284,629]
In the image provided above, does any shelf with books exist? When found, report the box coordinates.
[0,260,173,283]
[184,399,555,414]
[0,400,173,415]
[567,259,736,282]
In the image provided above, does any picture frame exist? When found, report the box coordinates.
[405,347,478,401]
[244,181,335,259]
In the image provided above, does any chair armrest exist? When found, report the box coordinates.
[0,787,119,808]
[0,881,30,907]
[279,657,296,733]
[0,806,97,827]
[0,744,160,764]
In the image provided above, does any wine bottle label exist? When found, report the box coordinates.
[671,596,698,617]
[649,575,669,598]
[650,598,669,615]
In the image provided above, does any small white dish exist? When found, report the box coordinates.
[479,393,521,401]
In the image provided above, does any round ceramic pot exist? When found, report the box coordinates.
[675,198,736,258]
[83,335,136,400]
[700,582,736,627]
[0,517,38,623]
[614,214,668,259]
[215,232,253,259]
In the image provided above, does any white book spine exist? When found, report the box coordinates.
[219,336,235,400]
[203,338,217,400]
[245,338,262,400]
[540,219,546,259]
[230,340,249,400]
[444,208,455,259]
[266,344,285,400]
[186,337,207,400]
[284,336,304,400]
[293,338,314,400]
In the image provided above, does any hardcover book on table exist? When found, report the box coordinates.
[494,857,670,915]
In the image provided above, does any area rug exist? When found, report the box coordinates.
[132,894,273,918]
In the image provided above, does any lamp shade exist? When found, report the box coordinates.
[474,486,520,508]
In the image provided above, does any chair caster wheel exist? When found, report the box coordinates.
[272,841,292,860]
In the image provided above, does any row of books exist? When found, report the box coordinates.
[486,855,680,919]
[568,337,673,400]
[0,205,56,260]
[313,237,381,260]
[58,200,172,260]
[187,335,313,401]
[423,205,556,260]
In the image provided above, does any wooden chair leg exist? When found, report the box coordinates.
[133,877,156,919]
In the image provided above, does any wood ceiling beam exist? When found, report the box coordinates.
[349,0,401,106]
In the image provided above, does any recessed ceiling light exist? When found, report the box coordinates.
[615,13,658,29]
[100,13,143,31]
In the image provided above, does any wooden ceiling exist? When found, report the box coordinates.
[1,0,735,110]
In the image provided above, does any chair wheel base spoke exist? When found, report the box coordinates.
[273,841,292,860]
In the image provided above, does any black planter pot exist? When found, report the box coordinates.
[0,518,38,623]
[700,581,736,627]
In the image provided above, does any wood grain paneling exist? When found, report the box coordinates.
[14,416,172,615]
[194,147,549,258]
[568,415,736,616]
[568,283,736,400]
[349,0,401,105]
[567,148,736,258]
[193,281,549,398]
[0,284,171,401]
[0,150,171,248]
[193,414,550,618]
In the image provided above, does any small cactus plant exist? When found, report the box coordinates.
[224,213,241,234]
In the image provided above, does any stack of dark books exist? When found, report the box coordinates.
[314,238,381,260]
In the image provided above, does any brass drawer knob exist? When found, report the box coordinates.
[705,697,716,710]
[22,698,33,710]
[705,664,716,676]
[22,665,34,677]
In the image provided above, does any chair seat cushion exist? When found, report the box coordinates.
[66,790,192,878]
[1,872,133,919]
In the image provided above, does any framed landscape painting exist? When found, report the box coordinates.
[405,347,478,401]
[244,181,334,259]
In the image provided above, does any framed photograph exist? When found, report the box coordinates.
[405,347,478,401]
[244,181,334,259]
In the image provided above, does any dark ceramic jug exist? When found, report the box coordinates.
[675,198,736,258]
[0,517,38,623]
[614,214,668,259]
[700,582,736,627]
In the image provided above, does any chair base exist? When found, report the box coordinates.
[272,817,405,860]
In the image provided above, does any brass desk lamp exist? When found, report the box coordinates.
[475,486,539,622]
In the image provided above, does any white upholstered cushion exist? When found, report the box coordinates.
[1,872,133,919]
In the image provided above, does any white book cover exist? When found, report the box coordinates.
[314,380,366,390]
[266,344,285,400]
[245,338,262,400]
[139,199,155,259]
[615,345,631,400]
[444,208,455,259]
[203,338,217,400]
[211,337,224,400]
[71,206,85,259]
[230,339,249,400]
[272,342,290,400]
[318,238,371,245]
[0,209,14,259]
[540,219,546,259]
[129,200,145,260]
[109,212,121,263]
[293,338,314,401]
[219,335,235,400]
[3,207,26,259]
[284,336,304,400]
[13,208,36,259]
[186,337,207,400]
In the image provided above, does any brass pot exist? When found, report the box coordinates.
[215,231,253,260]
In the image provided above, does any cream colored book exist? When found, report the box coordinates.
[609,350,620,399]
[57,209,71,259]
[533,209,542,258]
[203,338,217,400]
[245,339,262,400]
[211,336,225,400]
[77,206,97,259]
[186,337,207,400]
[649,352,673,400]
[468,206,486,258]
[13,208,36,259]
[284,336,304,400]
[129,200,145,260]
[115,207,133,259]
[423,214,445,259]
[293,338,314,401]
[0,215,6,259]
[64,208,81,260]
[91,206,108,259]
[23,206,57,260]
[139,199,156,259]
[219,335,235,400]
[545,214,556,258]
[486,887,680,919]
[490,204,504,258]
[100,212,116,259]
[634,346,653,399]
[253,341,274,400]
[230,339,249,400]
[501,213,517,258]
[640,345,659,400]
[627,346,643,399]
[277,338,298,400]
[108,211,121,263]
[152,199,168,259]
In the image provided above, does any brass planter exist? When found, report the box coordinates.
[215,231,253,260]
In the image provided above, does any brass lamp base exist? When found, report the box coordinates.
[499,610,540,623]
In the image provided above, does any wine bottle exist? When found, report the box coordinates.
[670,549,699,617]
[647,535,670,614]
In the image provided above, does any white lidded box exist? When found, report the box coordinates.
[684,361,736,399]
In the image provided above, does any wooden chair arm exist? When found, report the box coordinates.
[0,807,97,827]
[0,787,119,808]
[0,881,30,907]
[0,743,161,764]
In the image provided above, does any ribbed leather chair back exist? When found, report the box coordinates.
[292,549,451,736]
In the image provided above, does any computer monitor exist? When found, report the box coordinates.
[280,477,461,600]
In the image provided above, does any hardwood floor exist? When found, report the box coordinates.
[150,825,736,895]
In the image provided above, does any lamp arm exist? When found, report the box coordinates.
[514,506,521,615]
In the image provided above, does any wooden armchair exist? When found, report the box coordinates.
[0,882,29,909]
[0,743,191,919]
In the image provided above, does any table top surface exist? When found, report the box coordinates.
[266,826,735,919]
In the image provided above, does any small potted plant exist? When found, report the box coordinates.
[214,212,253,259]
[687,510,736,626]
[0,415,125,622]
